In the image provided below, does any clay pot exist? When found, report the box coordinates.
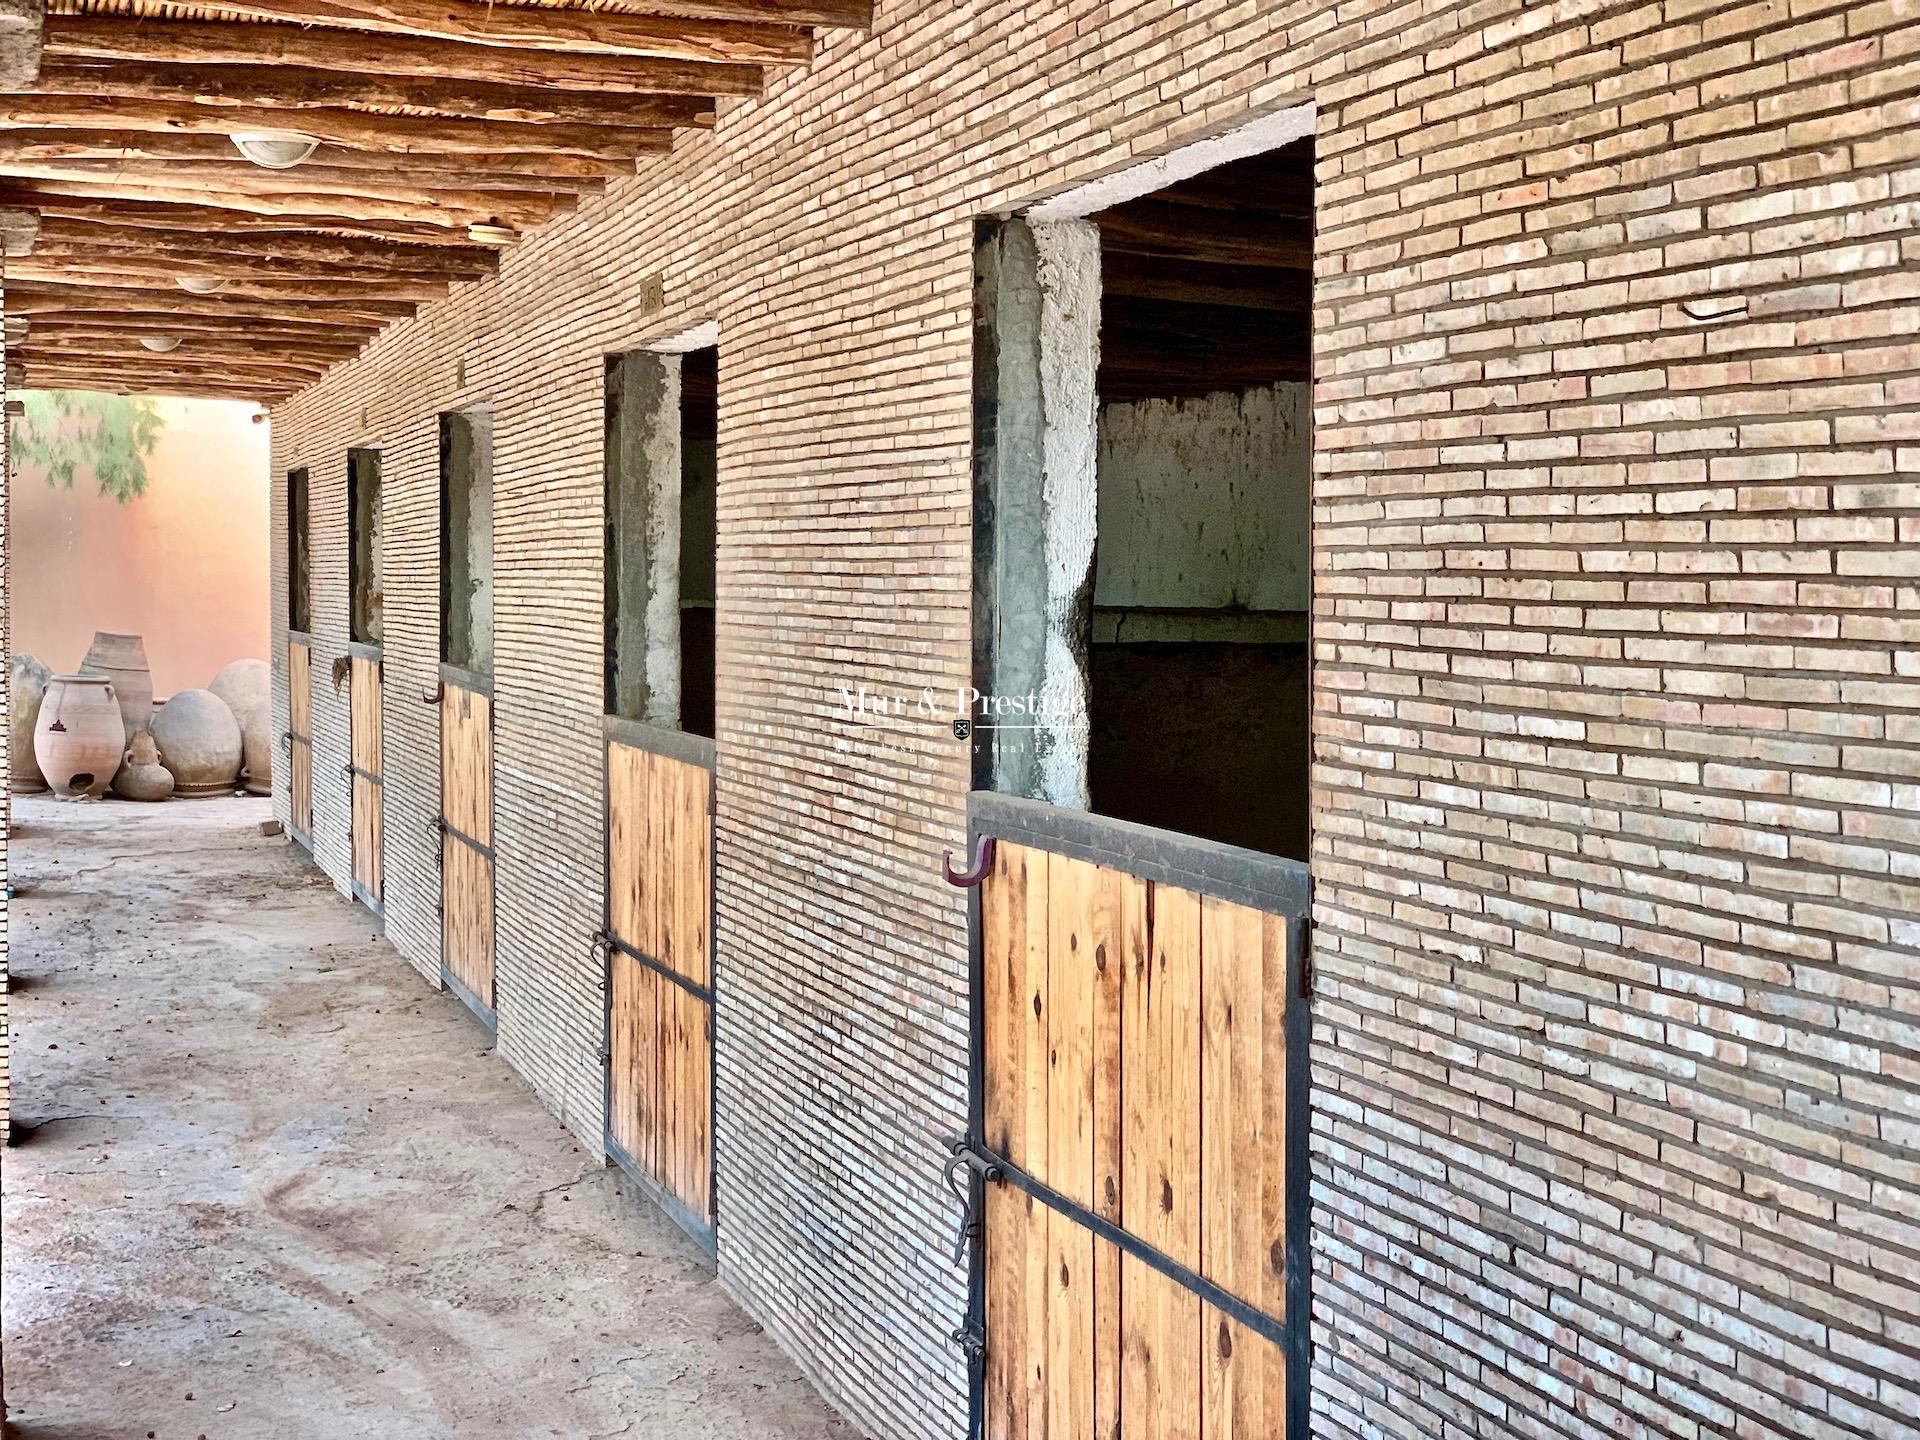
[10,652,51,793]
[34,674,124,799]
[209,659,272,796]
[81,631,154,743]
[114,731,175,803]
[151,688,243,798]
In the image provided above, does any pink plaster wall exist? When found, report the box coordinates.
[12,397,269,698]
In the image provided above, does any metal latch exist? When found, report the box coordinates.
[941,1137,1002,1266]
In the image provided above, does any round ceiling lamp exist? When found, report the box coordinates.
[230,130,320,169]
[467,223,516,246]
[176,276,229,295]
[138,335,183,354]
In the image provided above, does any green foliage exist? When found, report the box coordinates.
[13,390,166,503]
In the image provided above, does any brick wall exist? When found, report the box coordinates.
[269,3,1920,1439]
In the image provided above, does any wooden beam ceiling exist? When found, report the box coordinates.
[34,217,498,275]
[0,175,574,232]
[5,279,422,325]
[31,59,726,127]
[104,0,872,41]
[7,156,609,196]
[2,0,866,397]
[0,95,678,156]
[1093,137,1315,403]
[0,128,629,179]
[42,17,768,95]
[117,0,821,64]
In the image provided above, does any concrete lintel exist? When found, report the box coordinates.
[1024,101,1315,221]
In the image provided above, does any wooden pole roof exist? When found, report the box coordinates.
[0,0,872,399]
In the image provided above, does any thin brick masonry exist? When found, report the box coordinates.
[266,4,1920,1440]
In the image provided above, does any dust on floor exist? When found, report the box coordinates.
[2,795,857,1440]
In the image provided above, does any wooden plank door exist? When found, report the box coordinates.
[603,733,714,1250]
[287,639,312,842]
[349,653,384,912]
[440,681,494,1022]
[975,833,1305,1440]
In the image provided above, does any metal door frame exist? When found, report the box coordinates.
[597,714,719,1256]
[947,789,1313,1440]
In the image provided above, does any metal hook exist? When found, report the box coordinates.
[420,681,444,706]
[942,835,995,888]
[942,1137,1001,1265]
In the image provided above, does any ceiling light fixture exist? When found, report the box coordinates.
[467,223,516,246]
[176,276,229,295]
[231,131,320,169]
[138,335,183,354]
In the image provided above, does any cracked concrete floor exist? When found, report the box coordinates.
[2,795,857,1440]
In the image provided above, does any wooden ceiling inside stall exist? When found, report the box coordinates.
[0,0,871,402]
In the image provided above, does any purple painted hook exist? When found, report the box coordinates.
[942,835,996,888]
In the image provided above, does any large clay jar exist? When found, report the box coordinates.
[208,658,272,795]
[10,652,51,793]
[114,731,175,803]
[81,631,154,743]
[34,674,124,799]
[151,688,243,798]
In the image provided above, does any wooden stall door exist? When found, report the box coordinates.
[440,683,494,1020]
[288,640,312,841]
[979,839,1301,1440]
[350,654,384,910]
[604,737,714,1247]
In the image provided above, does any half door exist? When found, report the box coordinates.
[440,678,493,1025]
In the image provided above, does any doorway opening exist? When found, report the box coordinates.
[347,446,385,916]
[437,406,495,1026]
[286,466,311,637]
[973,136,1313,861]
[599,336,720,1251]
[348,448,383,648]
[439,408,493,681]
[603,344,717,740]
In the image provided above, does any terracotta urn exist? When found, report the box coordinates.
[10,652,51,793]
[209,658,272,795]
[151,688,243,798]
[34,674,124,799]
[115,731,175,803]
[81,631,154,743]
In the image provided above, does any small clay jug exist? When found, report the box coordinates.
[114,730,175,803]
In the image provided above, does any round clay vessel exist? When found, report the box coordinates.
[209,659,273,795]
[34,674,124,799]
[114,730,175,802]
[240,720,274,797]
[151,688,243,797]
[10,652,51,793]
[81,631,154,742]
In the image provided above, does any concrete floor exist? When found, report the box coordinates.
[2,795,856,1440]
